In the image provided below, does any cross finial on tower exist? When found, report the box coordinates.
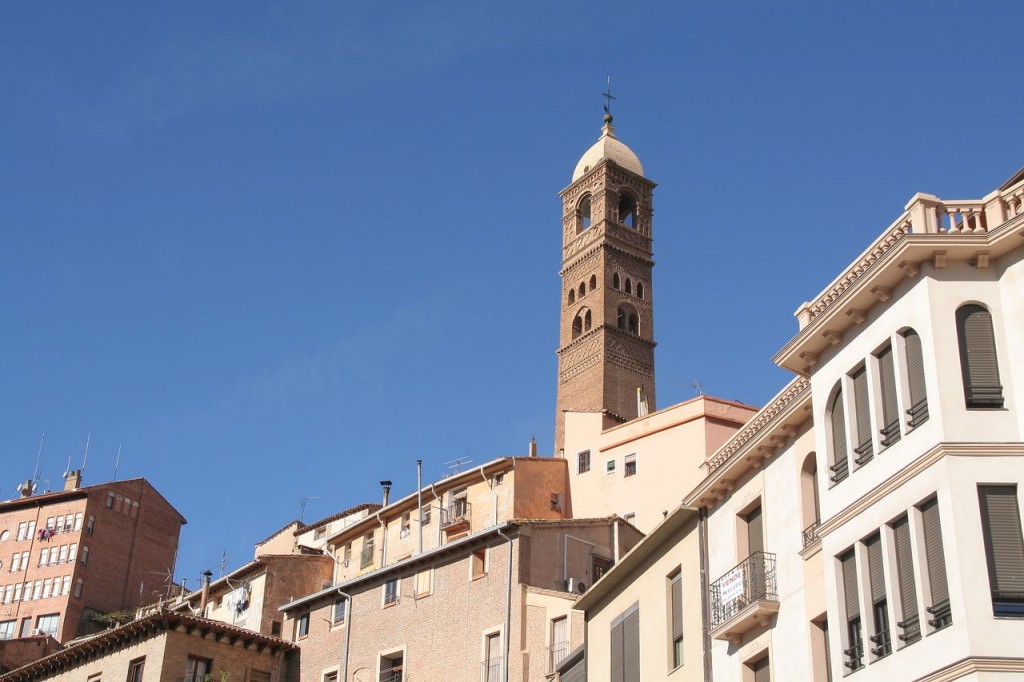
[602,76,616,122]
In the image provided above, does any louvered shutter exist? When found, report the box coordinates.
[671,574,684,640]
[866,534,886,602]
[920,498,950,611]
[610,620,624,682]
[841,550,860,620]
[752,655,771,682]
[877,346,900,445]
[812,463,821,522]
[622,608,640,682]
[747,506,764,557]
[851,368,873,463]
[829,389,849,482]
[822,620,833,682]
[892,516,919,641]
[957,305,1003,407]
[978,486,1024,602]
[903,331,929,426]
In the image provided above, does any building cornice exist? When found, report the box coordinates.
[817,442,1024,539]
[912,656,1024,682]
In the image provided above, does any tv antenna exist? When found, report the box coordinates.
[81,432,91,473]
[691,379,704,396]
[300,495,321,523]
[218,549,231,578]
[32,434,46,486]
[444,457,473,476]
[112,444,122,481]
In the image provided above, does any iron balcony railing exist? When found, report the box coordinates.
[481,658,501,682]
[802,520,821,548]
[853,437,874,465]
[926,598,952,629]
[440,501,471,529]
[360,544,375,569]
[879,419,901,447]
[378,665,403,682]
[906,398,929,428]
[896,613,921,644]
[708,551,778,631]
[546,641,569,673]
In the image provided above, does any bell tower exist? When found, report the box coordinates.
[555,113,657,451]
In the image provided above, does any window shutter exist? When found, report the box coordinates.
[892,516,919,641]
[610,620,624,682]
[851,368,873,463]
[829,389,849,482]
[812,463,821,522]
[671,574,684,640]
[957,305,1003,407]
[752,655,771,682]
[822,620,833,682]
[877,346,900,445]
[920,498,950,611]
[902,330,929,426]
[747,506,764,557]
[622,608,640,682]
[978,486,1024,602]
[841,550,860,620]
[866,534,886,602]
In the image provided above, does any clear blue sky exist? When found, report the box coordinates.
[2,1,1021,591]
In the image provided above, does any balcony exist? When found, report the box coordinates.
[440,501,471,534]
[481,658,501,682]
[709,551,779,643]
[546,641,569,674]
[802,520,821,549]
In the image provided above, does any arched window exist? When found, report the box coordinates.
[618,192,637,228]
[572,315,583,340]
[956,304,1003,407]
[617,304,639,335]
[584,310,592,332]
[625,278,633,295]
[901,329,928,426]
[578,283,586,299]
[800,453,820,546]
[636,282,645,300]
[578,195,593,232]
[589,275,597,292]
[612,273,621,290]
[828,384,849,484]
[567,289,575,305]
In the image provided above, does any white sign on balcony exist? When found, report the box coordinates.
[719,566,745,604]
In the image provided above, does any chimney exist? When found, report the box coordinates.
[63,470,82,491]
[379,480,393,506]
[19,480,33,498]
[528,436,538,458]
[198,570,213,615]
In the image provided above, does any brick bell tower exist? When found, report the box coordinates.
[555,112,657,452]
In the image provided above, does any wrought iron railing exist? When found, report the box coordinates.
[896,614,920,644]
[441,501,471,529]
[926,598,952,629]
[906,398,929,428]
[802,520,821,548]
[853,437,873,465]
[869,627,891,657]
[378,665,403,682]
[708,551,778,630]
[879,419,901,447]
[546,641,569,673]
[481,658,501,682]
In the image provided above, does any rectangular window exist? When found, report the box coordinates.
[550,493,562,512]
[61,576,71,596]
[624,453,637,477]
[361,533,375,569]
[978,485,1024,617]
[14,583,23,602]
[42,578,52,599]
[484,632,501,682]
[296,613,310,639]
[919,497,951,629]
[69,544,78,563]
[35,613,59,637]
[876,344,901,446]
[74,513,83,531]
[322,673,337,682]
[17,522,27,541]
[11,553,21,573]
[0,620,15,640]
[379,651,404,682]
[902,330,929,426]
[550,616,569,673]
[493,473,504,486]
[314,527,326,540]
[669,572,683,669]
[400,513,411,539]
[384,579,399,606]
[850,366,873,465]
[81,546,90,565]
[39,548,49,567]
[58,545,68,564]
[126,657,145,682]
[577,450,591,474]
[749,653,771,682]
[610,602,640,682]
[186,657,212,682]
[332,597,347,625]
[891,515,920,645]
[420,505,431,526]
[606,459,616,475]
[839,549,863,671]
[414,569,432,598]
[865,534,890,658]
[471,548,487,580]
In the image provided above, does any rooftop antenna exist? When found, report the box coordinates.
[691,379,704,396]
[444,457,472,476]
[81,432,91,474]
[112,444,122,481]
[299,495,320,523]
[218,549,231,578]
[602,76,616,119]
[32,434,46,486]
[62,455,72,479]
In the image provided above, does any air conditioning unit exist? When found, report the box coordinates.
[30,629,43,636]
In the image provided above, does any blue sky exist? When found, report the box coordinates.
[2,1,1021,592]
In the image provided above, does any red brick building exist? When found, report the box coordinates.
[0,472,185,643]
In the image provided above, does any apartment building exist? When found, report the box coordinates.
[0,611,294,682]
[0,472,185,643]
[575,169,1024,681]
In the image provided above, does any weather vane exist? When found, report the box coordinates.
[602,77,616,117]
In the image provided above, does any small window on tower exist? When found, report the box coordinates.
[578,195,593,232]
[625,278,633,295]
[578,282,586,299]
[589,275,597,292]
[572,315,583,340]
[567,289,575,305]
[613,273,620,289]
[584,310,592,332]
[618,193,637,228]
[636,282,644,300]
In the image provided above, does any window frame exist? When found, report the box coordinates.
[577,450,591,474]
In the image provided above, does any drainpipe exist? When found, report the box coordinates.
[698,507,713,682]
[480,466,499,527]
[337,587,353,682]
[496,528,514,682]
[612,519,620,563]
[417,460,424,556]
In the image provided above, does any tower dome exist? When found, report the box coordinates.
[572,115,644,182]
